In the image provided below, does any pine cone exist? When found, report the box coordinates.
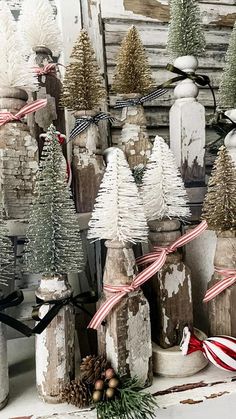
[61,379,91,408]
[81,355,110,385]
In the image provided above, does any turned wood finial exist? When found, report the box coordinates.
[173,55,199,100]
[224,109,236,165]
[0,87,28,113]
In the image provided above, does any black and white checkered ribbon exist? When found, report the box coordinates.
[69,112,116,140]
[114,87,168,109]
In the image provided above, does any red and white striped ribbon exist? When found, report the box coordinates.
[88,221,208,330]
[33,63,57,76]
[0,99,47,127]
[181,326,236,372]
[203,268,236,303]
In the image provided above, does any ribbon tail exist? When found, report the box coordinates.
[0,312,33,337]
[203,277,236,303]
[33,302,64,334]
[15,99,47,119]
[88,292,126,330]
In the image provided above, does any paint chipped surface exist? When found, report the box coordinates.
[0,324,8,405]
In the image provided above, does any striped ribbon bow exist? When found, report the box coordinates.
[203,267,236,303]
[0,99,47,127]
[70,112,116,140]
[33,63,57,76]
[181,326,236,372]
[88,220,208,330]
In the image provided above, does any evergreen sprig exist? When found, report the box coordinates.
[96,377,157,419]
[218,21,236,110]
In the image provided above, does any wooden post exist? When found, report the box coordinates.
[147,219,193,348]
[0,88,38,220]
[28,46,66,158]
[97,240,153,387]
[0,322,8,410]
[119,94,152,170]
[169,56,206,221]
[224,109,236,165]
[207,230,236,336]
[72,111,105,213]
[35,275,75,403]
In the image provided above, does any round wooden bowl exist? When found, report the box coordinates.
[152,328,208,377]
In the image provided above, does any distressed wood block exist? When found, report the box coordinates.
[0,323,8,410]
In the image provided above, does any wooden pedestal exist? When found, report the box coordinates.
[97,240,153,387]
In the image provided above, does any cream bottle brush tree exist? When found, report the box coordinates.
[141,136,193,358]
[202,146,236,337]
[88,148,152,386]
[112,25,154,170]
[24,124,84,403]
[141,135,190,222]
[0,1,37,91]
[18,0,61,57]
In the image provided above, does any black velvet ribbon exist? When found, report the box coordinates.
[0,290,99,337]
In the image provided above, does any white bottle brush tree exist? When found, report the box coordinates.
[18,0,62,56]
[0,1,37,91]
[24,125,84,275]
[141,136,190,221]
[167,0,206,59]
[88,148,148,244]
[218,21,236,111]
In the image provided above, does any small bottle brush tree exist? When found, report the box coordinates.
[24,124,84,402]
[88,148,152,386]
[18,0,61,56]
[167,0,206,59]
[141,137,193,353]
[202,146,236,337]
[112,25,154,95]
[61,29,105,112]
[218,21,236,111]
[202,145,236,232]
[88,148,148,243]
[0,1,37,91]
[141,136,190,222]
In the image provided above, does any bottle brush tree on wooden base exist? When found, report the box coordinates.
[141,136,193,356]
[112,26,154,170]
[202,146,236,336]
[61,29,106,213]
[24,124,84,403]
[88,147,153,387]
[18,0,65,158]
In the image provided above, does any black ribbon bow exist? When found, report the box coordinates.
[114,64,216,112]
[0,290,99,337]
[69,112,116,140]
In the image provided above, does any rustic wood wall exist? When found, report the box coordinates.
[100,0,236,153]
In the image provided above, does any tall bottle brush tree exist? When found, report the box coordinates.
[24,124,84,275]
[112,25,154,95]
[167,0,206,59]
[0,206,15,287]
[0,1,37,91]
[18,0,61,56]
[88,148,148,244]
[202,145,236,232]
[141,136,190,221]
[218,21,236,110]
[61,29,105,112]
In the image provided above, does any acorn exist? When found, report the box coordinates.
[108,377,119,389]
[106,387,115,399]
[92,390,103,403]
[105,368,115,380]
[95,379,104,391]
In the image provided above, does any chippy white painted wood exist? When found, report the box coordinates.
[35,275,75,403]
[0,324,9,410]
